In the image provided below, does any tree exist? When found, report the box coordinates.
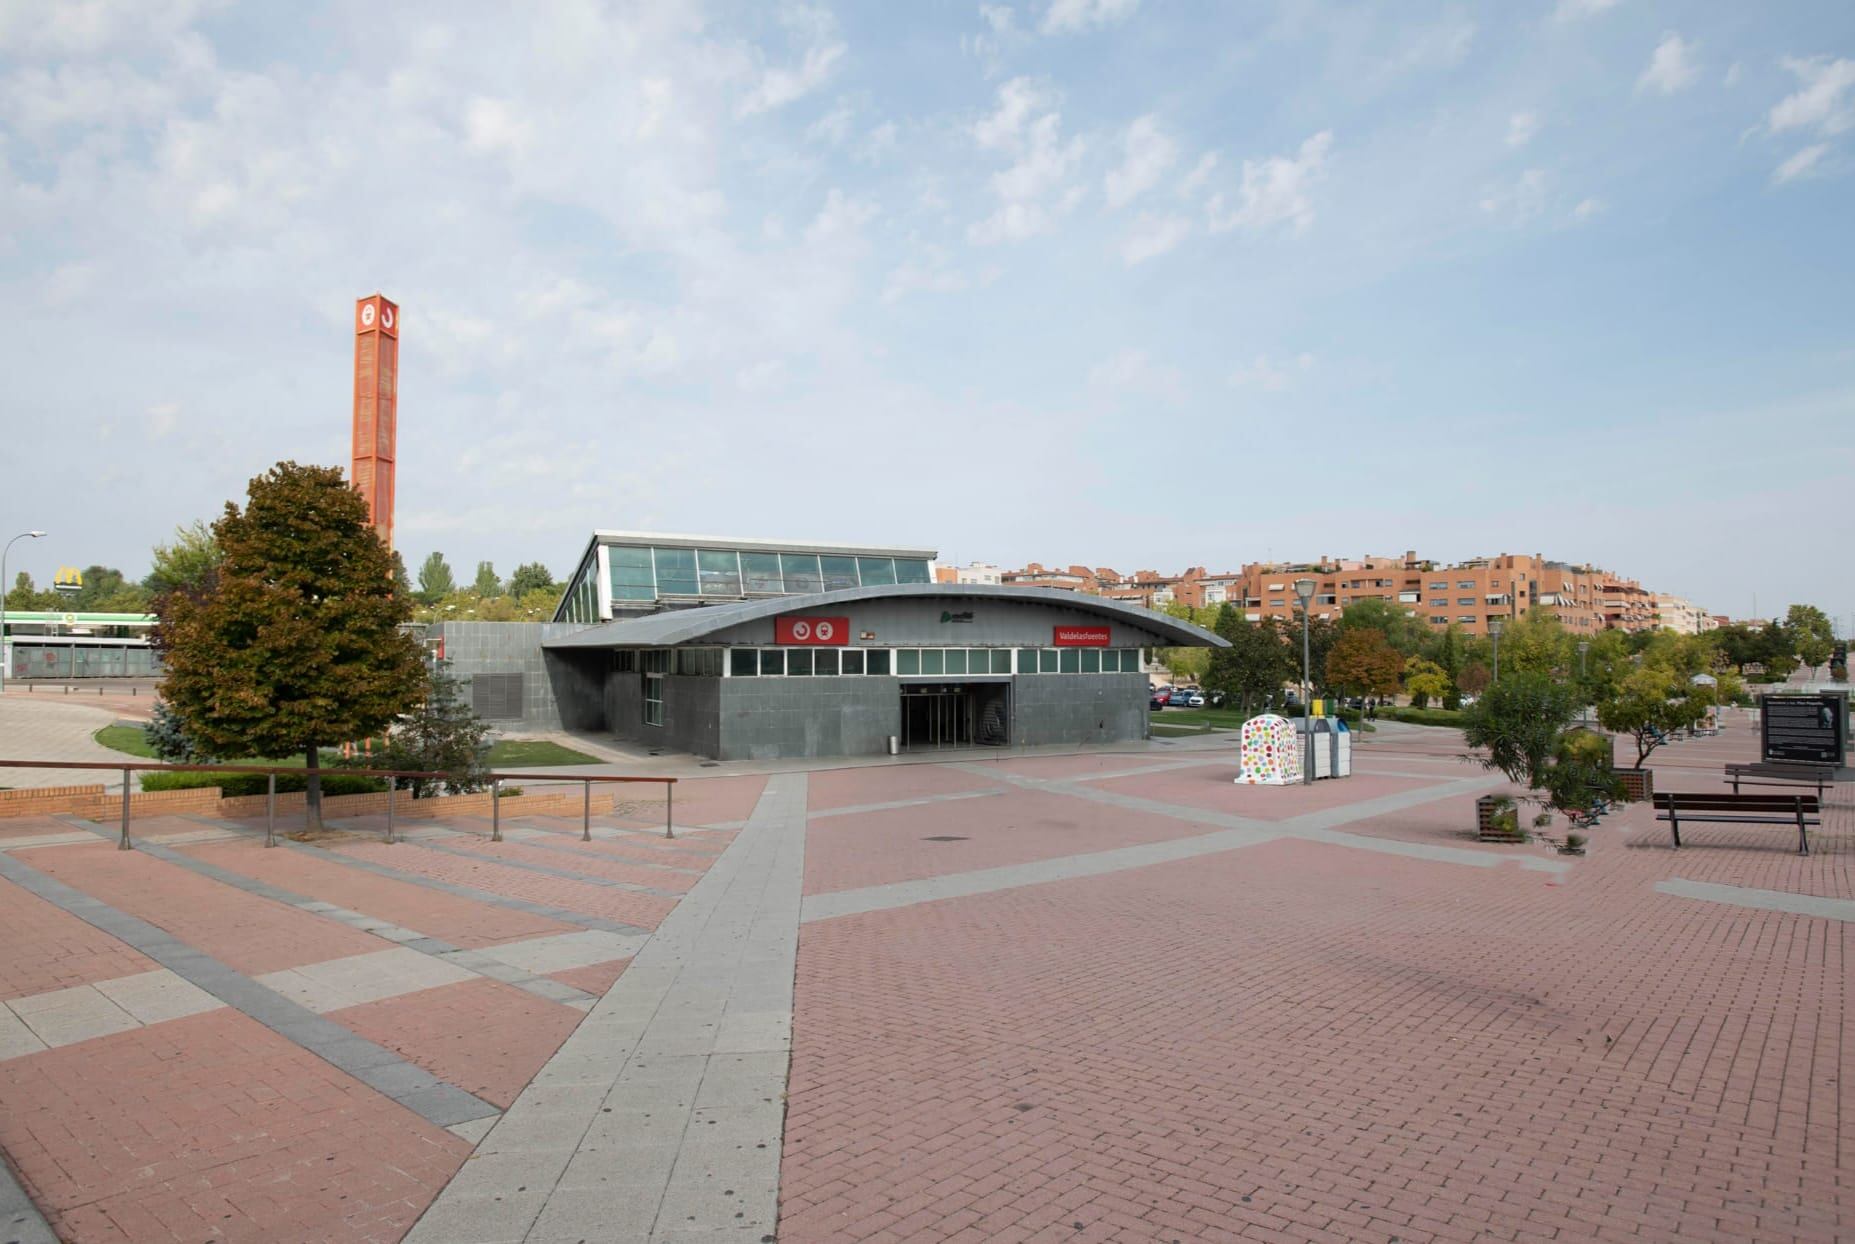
[374,660,490,797]
[1403,657,1450,709]
[1204,610,1295,712]
[145,699,213,763]
[1462,672,1619,826]
[417,551,455,603]
[5,572,59,612]
[70,565,151,612]
[1155,602,1216,683]
[1496,609,1569,678]
[1786,604,1835,675]
[391,550,414,599]
[508,562,555,596]
[1338,598,1428,657]
[1326,627,1403,701]
[1596,665,1709,768]
[1289,610,1338,696]
[155,462,427,827]
[144,521,222,597]
[472,561,502,597]
[1434,623,1464,709]
[1458,661,1491,699]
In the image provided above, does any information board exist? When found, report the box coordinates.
[1760,694,1847,765]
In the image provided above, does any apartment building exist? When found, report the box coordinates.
[934,561,1004,586]
[1654,594,1717,635]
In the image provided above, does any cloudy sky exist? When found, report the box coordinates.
[4,0,1852,625]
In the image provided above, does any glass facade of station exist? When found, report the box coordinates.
[556,537,935,624]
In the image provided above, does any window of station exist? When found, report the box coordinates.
[895,559,931,584]
[819,555,859,591]
[610,546,655,601]
[781,553,823,594]
[653,547,699,596]
[857,557,896,586]
[698,551,741,595]
[741,553,783,594]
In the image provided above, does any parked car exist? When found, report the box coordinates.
[1177,690,1206,708]
[1149,689,1172,709]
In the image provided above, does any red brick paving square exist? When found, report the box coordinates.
[807,763,1004,812]
[326,839,678,929]
[1093,764,1445,819]
[331,978,581,1109]
[0,876,155,1000]
[0,1008,467,1244]
[17,841,388,975]
[980,753,1214,781]
[804,788,1223,896]
[546,957,631,996]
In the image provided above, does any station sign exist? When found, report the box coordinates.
[1052,625,1111,647]
[775,616,849,646]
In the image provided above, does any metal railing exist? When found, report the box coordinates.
[0,759,677,850]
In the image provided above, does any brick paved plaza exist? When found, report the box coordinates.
[1,718,1849,1243]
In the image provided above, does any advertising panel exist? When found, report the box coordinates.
[774,616,849,646]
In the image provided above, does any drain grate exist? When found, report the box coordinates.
[922,835,970,842]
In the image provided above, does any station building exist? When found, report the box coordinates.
[431,531,1224,761]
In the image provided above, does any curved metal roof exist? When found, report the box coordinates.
[542,583,1228,649]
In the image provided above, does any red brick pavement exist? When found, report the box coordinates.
[784,827,1851,1242]
[545,957,632,997]
[422,832,702,893]
[0,875,155,999]
[178,836,579,946]
[808,763,1004,812]
[985,753,1210,781]
[331,978,582,1109]
[0,1008,468,1244]
[325,839,679,929]
[18,841,388,975]
[1094,765,1449,820]
[803,789,1221,897]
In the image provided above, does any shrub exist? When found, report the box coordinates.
[1378,706,1465,727]
[140,771,387,798]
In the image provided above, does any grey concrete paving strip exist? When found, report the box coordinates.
[806,787,1008,820]
[56,816,599,1006]
[404,772,807,1244]
[0,1153,57,1244]
[0,852,498,1128]
[1656,878,1855,922]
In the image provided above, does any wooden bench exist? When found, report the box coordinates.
[1723,761,1836,798]
[1652,793,1819,855]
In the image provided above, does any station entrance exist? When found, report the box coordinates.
[899,682,1010,750]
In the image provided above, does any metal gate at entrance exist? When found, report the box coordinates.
[900,683,1009,750]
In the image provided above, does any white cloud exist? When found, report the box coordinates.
[1480,168,1548,223]
[1178,152,1217,198]
[1773,144,1828,185]
[980,3,1015,34]
[1723,62,1742,89]
[465,96,530,155]
[1552,0,1619,20]
[1088,347,1182,398]
[1228,353,1314,392]
[1121,213,1191,264]
[1637,33,1698,96]
[807,104,853,145]
[969,79,1084,243]
[881,252,974,304]
[1570,196,1605,222]
[737,12,845,118]
[804,188,877,245]
[1506,111,1542,148]
[1041,0,1139,36]
[1768,56,1855,136]
[1206,131,1333,236]
[145,401,180,439]
[1104,115,1177,209]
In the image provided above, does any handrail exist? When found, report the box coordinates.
[0,758,678,849]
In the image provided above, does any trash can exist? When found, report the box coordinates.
[887,736,900,755]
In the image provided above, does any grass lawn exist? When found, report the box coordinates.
[1155,708,1255,730]
[93,725,158,758]
[485,739,600,767]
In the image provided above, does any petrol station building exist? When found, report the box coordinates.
[432,531,1225,761]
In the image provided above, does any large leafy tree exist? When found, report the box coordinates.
[155,462,426,826]
[508,562,556,596]
[375,660,490,798]
[144,521,222,597]
[1463,672,1620,821]
[472,561,502,597]
[1786,604,1835,674]
[1596,665,1709,768]
[1326,627,1403,700]
[1203,608,1295,712]
[1403,657,1451,708]
[1338,598,1428,656]
[417,551,455,603]
[5,572,61,611]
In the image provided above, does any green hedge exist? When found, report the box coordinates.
[140,771,387,798]
[1377,706,1466,727]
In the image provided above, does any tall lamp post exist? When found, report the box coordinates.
[1,530,49,695]
[1489,616,1505,685]
[1577,639,1591,723]
[1294,577,1316,785]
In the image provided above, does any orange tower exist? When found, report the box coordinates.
[351,293,399,550]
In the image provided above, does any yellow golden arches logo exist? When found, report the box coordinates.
[53,566,83,592]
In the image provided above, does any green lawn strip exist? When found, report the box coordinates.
[484,739,601,767]
[93,725,158,758]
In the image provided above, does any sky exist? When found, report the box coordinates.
[2,0,1852,629]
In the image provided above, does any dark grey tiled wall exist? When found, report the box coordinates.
[719,677,901,760]
[434,622,596,731]
[1012,673,1150,746]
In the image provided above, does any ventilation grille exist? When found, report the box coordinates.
[471,672,525,720]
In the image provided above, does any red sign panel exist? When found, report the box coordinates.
[1053,625,1111,647]
[775,616,849,646]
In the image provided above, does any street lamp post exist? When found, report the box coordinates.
[1577,640,1591,724]
[1294,577,1316,785]
[1489,616,1505,685]
[0,530,49,695]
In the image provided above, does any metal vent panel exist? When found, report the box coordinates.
[472,672,525,720]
